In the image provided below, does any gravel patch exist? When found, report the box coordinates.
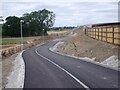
[6,51,25,88]
[2,53,19,88]
[101,55,119,68]
[2,51,25,89]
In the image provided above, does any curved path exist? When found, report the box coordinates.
[22,40,119,89]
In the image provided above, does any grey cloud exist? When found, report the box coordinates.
[2,1,118,26]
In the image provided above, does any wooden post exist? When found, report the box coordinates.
[96,28,97,39]
[90,29,91,37]
[85,28,86,34]
[101,28,103,41]
[106,27,107,42]
[91,28,93,38]
[87,28,89,36]
[90,28,92,37]
[98,28,99,40]
[95,28,96,39]
[112,27,114,44]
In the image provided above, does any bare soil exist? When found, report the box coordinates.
[56,28,118,62]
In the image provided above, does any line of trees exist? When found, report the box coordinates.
[2,9,55,37]
[50,26,75,30]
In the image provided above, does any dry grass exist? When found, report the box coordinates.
[47,30,67,35]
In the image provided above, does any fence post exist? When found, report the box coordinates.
[97,28,98,39]
[101,28,102,40]
[91,28,93,38]
[86,28,88,36]
[94,28,95,38]
[95,28,96,39]
[106,27,107,42]
[101,28,103,41]
[85,28,86,34]
[112,27,114,44]
[90,28,91,37]
[98,28,99,40]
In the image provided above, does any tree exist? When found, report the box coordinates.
[0,16,4,22]
[2,9,55,37]
[2,16,21,37]
[21,9,55,36]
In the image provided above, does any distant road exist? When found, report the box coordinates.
[22,40,119,89]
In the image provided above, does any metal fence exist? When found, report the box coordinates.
[85,26,120,45]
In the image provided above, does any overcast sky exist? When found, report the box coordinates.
[1,0,120,27]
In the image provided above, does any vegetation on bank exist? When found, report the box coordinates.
[50,26,75,30]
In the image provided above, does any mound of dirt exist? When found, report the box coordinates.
[56,28,118,62]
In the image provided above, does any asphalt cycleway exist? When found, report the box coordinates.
[22,40,119,89]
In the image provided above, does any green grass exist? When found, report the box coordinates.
[0,36,42,45]
[0,38,21,45]
[0,37,37,45]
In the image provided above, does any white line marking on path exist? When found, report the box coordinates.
[35,47,91,90]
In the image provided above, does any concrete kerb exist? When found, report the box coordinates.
[5,51,25,88]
